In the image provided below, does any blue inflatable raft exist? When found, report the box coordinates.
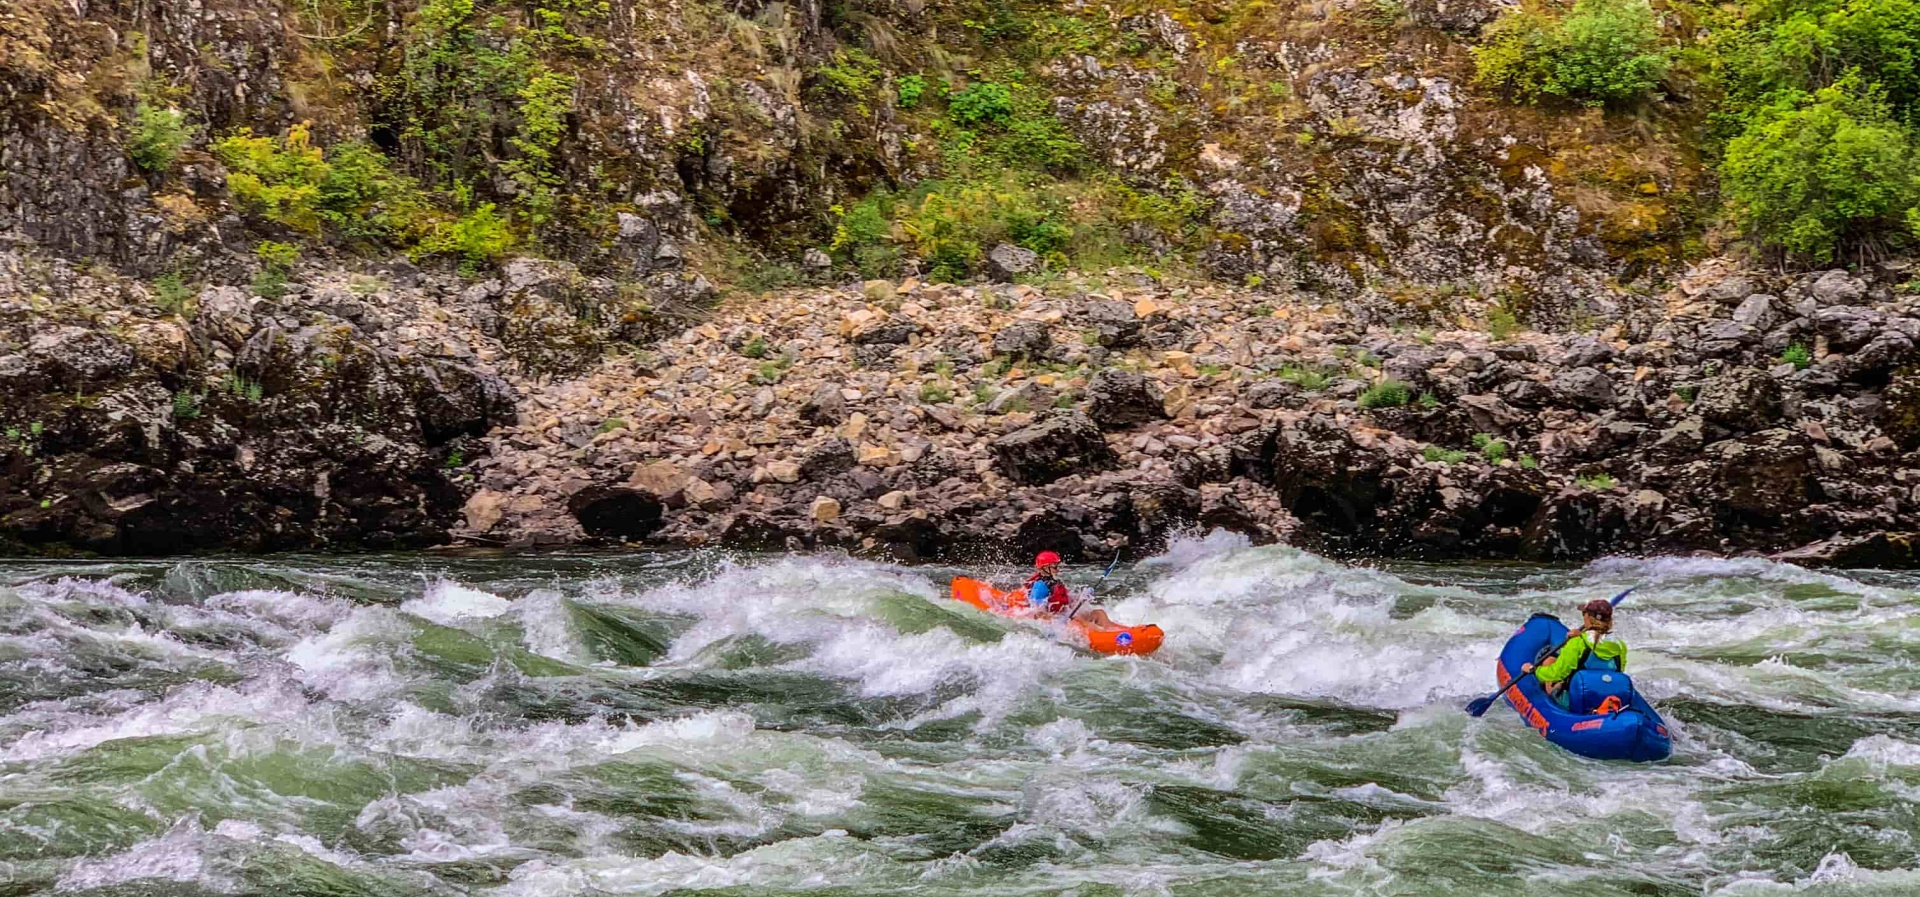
[1495,613,1672,762]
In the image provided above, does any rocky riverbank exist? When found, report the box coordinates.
[2,243,1917,564]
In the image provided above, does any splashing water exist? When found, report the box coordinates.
[1,535,1917,896]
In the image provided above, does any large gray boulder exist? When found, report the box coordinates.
[992,411,1115,485]
[1552,367,1615,410]
[1086,369,1167,428]
[1692,367,1782,433]
[986,243,1039,282]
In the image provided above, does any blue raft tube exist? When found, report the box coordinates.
[1494,613,1673,762]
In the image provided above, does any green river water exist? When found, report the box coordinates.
[2,531,1918,896]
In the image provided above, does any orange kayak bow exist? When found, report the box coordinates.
[950,577,1164,657]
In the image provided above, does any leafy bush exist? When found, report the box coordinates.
[1473,433,1511,462]
[1278,364,1332,391]
[418,203,517,270]
[818,48,883,101]
[252,241,298,299]
[896,74,928,109]
[919,381,954,403]
[129,104,193,172]
[1519,453,1540,469]
[152,272,193,314]
[1781,342,1814,369]
[1577,472,1618,490]
[950,82,1015,126]
[1358,379,1413,408]
[215,124,434,244]
[1475,0,1667,106]
[741,336,769,359]
[1423,445,1470,463]
[1487,303,1521,341]
[215,125,332,233]
[1722,81,1920,262]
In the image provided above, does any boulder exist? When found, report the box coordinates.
[992,411,1116,485]
[1552,367,1615,410]
[1701,276,1757,304]
[1561,337,1615,369]
[851,318,921,345]
[1775,531,1920,569]
[409,360,519,444]
[800,437,857,479]
[613,212,663,275]
[1692,367,1783,432]
[1083,298,1143,348]
[801,381,848,425]
[1086,369,1168,428]
[1808,269,1866,306]
[1815,306,1883,352]
[568,486,666,541]
[992,321,1052,358]
[809,495,842,522]
[1731,294,1780,332]
[986,243,1039,282]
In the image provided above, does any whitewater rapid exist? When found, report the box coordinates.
[1,533,1917,896]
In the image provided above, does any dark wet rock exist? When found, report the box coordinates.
[1083,298,1143,348]
[992,411,1115,485]
[1776,531,1920,569]
[1693,367,1783,433]
[851,319,921,346]
[992,321,1052,358]
[800,437,858,479]
[1552,367,1615,410]
[1561,337,1615,369]
[1816,306,1883,352]
[568,486,666,541]
[1086,369,1167,428]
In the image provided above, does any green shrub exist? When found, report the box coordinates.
[741,336,770,359]
[129,104,193,172]
[818,48,883,102]
[152,272,193,314]
[949,82,1015,126]
[1487,304,1521,341]
[1475,0,1667,106]
[1358,379,1413,409]
[1577,472,1617,490]
[216,125,331,232]
[1417,391,1441,409]
[171,391,202,420]
[418,203,516,270]
[920,381,954,403]
[596,417,627,433]
[896,74,928,109]
[1519,453,1539,469]
[1422,445,1470,463]
[1723,81,1920,263]
[1278,364,1332,391]
[1473,433,1511,462]
[1781,342,1814,369]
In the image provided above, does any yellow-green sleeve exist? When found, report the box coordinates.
[1533,634,1590,683]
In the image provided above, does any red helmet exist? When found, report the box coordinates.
[1035,551,1062,567]
[1579,599,1614,620]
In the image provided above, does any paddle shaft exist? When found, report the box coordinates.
[1062,551,1123,619]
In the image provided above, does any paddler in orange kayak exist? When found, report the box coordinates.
[1025,552,1118,628]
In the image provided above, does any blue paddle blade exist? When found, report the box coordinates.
[1465,695,1497,717]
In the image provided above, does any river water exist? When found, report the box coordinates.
[2,532,1918,896]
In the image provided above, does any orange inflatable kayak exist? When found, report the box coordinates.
[950,577,1164,657]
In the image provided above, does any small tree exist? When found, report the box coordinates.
[1722,80,1920,263]
[1475,0,1667,106]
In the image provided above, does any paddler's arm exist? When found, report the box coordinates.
[1525,633,1591,684]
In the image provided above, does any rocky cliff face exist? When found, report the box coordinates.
[2,0,1914,564]
[454,259,1920,566]
[2,0,1696,313]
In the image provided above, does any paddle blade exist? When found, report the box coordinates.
[1465,695,1498,717]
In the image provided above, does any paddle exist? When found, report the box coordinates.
[1063,550,1123,620]
[1465,586,1637,718]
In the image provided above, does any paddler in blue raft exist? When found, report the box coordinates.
[1523,598,1628,711]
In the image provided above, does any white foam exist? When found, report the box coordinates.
[56,820,234,893]
[401,580,513,626]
